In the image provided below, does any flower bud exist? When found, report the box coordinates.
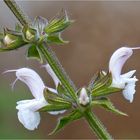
[2,28,26,49]
[22,26,39,42]
[78,88,90,106]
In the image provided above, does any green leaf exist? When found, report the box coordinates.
[47,33,68,45]
[27,44,43,62]
[44,10,73,34]
[39,104,71,112]
[49,109,83,135]
[91,97,127,116]
[43,88,72,105]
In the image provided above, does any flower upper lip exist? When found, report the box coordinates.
[109,47,140,102]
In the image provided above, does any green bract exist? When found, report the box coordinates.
[44,10,73,34]
[27,44,43,62]
[89,71,121,97]
[91,97,127,116]
[49,109,82,135]
[0,11,72,62]
[0,28,26,51]
[38,71,125,135]
[47,33,69,45]
[43,88,72,106]
[22,26,39,42]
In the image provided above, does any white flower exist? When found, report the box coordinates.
[109,47,139,103]
[78,88,89,106]
[5,64,64,130]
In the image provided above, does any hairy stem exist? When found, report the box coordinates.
[4,0,112,139]
[84,110,112,139]
[4,0,77,101]
[4,0,31,26]
[38,43,77,101]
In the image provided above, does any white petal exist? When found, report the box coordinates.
[16,99,47,111]
[122,76,137,103]
[111,78,125,89]
[17,99,65,116]
[43,64,60,87]
[109,47,133,81]
[17,100,33,105]
[121,70,136,78]
[16,99,47,130]
[15,68,45,99]
[47,87,57,94]
[48,110,66,115]
[78,88,89,106]
[18,109,40,130]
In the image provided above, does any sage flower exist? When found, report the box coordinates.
[5,64,64,130]
[109,47,139,103]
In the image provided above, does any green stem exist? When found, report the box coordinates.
[38,43,77,101]
[4,0,77,101]
[4,1,112,139]
[84,110,112,139]
[4,0,31,26]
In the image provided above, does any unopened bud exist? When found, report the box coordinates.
[79,88,89,106]
[3,28,26,49]
[23,26,39,42]
[4,34,16,46]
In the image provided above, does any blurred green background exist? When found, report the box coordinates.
[0,1,140,139]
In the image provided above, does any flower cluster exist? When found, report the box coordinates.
[0,10,72,62]
[1,2,139,138]
[5,46,139,132]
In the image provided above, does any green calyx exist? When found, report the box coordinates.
[0,28,26,51]
[38,76,125,136]
[88,70,121,97]
[44,10,74,35]
[22,26,39,42]
[0,10,72,62]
